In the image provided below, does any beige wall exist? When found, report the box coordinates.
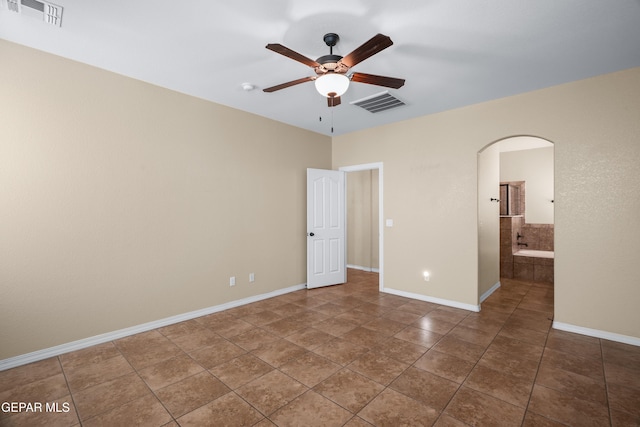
[334,67,640,339]
[346,170,379,270]
[501,146,555,224]
[0,40,331,359]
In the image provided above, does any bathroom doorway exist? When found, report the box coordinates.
[478,136,555,302]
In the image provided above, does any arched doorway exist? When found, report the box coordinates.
[478,136,555,304]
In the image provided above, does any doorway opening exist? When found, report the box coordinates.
[340,163,384,291]
[478,136,555,303]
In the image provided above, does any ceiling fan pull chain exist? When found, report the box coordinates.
[331,109,334,134]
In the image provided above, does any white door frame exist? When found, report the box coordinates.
[339,162,384,292]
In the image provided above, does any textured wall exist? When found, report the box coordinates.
[0,40,332,359]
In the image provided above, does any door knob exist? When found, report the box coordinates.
[308,232,315,236]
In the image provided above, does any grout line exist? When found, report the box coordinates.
[55,355,82,425]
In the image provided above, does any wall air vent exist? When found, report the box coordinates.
[2,0,63,27]
[350,90,406,113]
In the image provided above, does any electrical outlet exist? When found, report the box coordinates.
[249,273,255,283]
[230,276,236,286]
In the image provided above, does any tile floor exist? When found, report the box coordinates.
[1,270,639,426]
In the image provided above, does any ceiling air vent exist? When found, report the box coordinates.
[350,90,406,113]
[2,0,63,27]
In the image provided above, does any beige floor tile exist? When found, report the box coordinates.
[371,337,428,364]
[463,364,534,407]
[359,388,440,427]
[545,329,602,360]
[64,354,134,392]
[341,326,390,348]
[347,351,409,386]
[284,327,335,350]
[114,330,184,370]
[412,315,458,335]
[189,339,246,369]
[270,390,353,427]
[477,347,540,382]
[540,347,605,382]
[260,316,307,337]
[535,363,607,405]
[59,342,120,370]
[154,371,230,418]
[279,352,341,387]
[607,382,640,419]
[228,327,279,352]
[72,372,150,421]
[487,334,545,362]
[157,319,207,340]
[177,392,263,427]
[527,384,610,426]
[168,329,222,353]
[414,350,475,384]
[138,353,204,390]
[393,326,443,348]
[602,340,640,367]
[0,358,62,394]
[314,368,385,413]
[444,386,525,426]
[0,373,69,406]
[312,337,369,366]
[390,366,459,411]
[239,309,283,326]
[431,335,486,363]
[209,353,273,390]
[313,317,359,336]
[251,339,307,368]
[82,394,171,427]
[448,324,497,347]
[236,370,307,415]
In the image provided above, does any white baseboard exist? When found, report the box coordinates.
[552,321,640,347]
[480,281,501,303]
[0,283,306,372]
[347,264,380,273]
[382,287,481,312]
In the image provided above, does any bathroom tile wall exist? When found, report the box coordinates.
[500,217,517,279]
[520,224,554,251]
[500,217,554,282]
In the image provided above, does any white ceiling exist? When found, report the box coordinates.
[2,0,640,136]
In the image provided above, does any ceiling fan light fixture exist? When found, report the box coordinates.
[315,73,349,98]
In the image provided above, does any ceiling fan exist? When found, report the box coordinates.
[263,33,405,107]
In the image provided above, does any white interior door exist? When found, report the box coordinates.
[307,168,346,289]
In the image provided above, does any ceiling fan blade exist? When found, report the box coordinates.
[340,34,394,68]
[327,95,341,107]
[263,76,315,93]
[350,72,405,89]
[266,43,321,68]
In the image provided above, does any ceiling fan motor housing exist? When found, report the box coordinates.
[316,54,343,72]
[316,33,345,73]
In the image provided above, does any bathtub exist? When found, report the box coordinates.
[514,249,554,259]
